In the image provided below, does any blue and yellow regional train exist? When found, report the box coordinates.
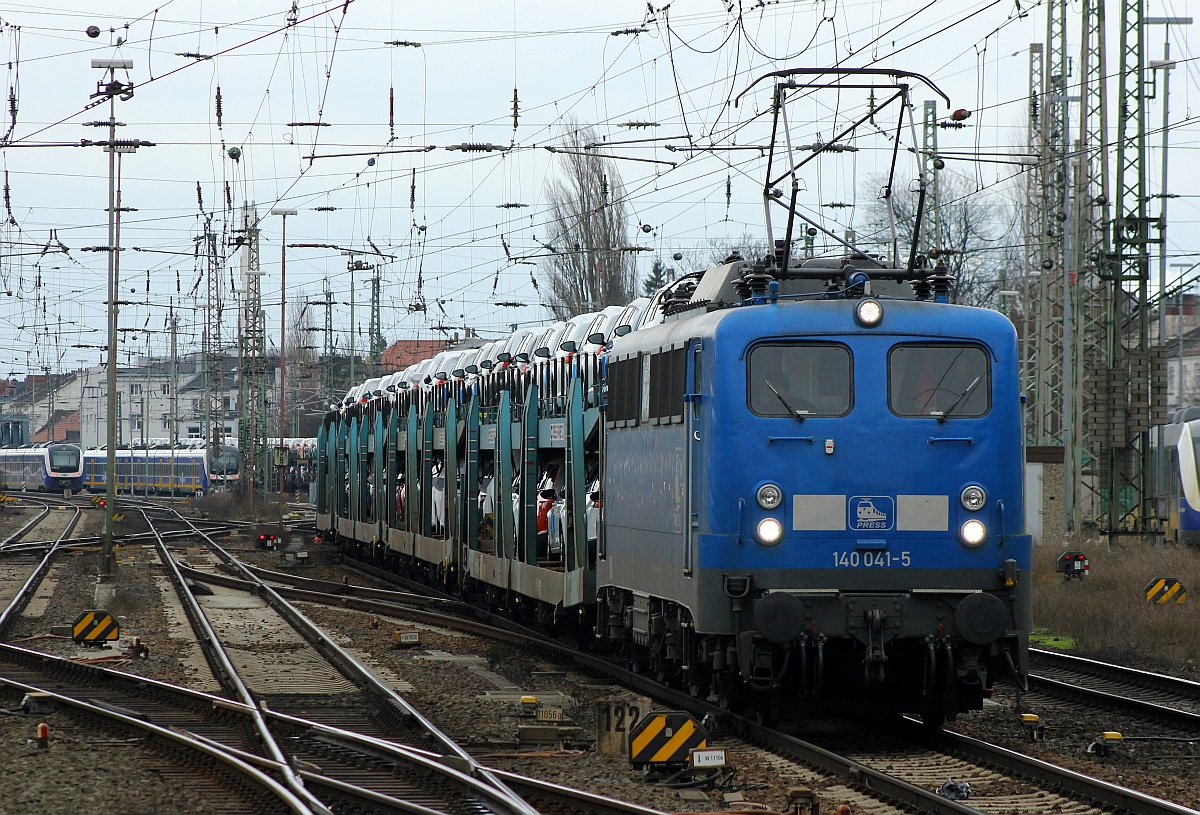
[0,443,85,492]
[317,68,1031,723]
[1160,409,1200,544]
[81,446,234,495]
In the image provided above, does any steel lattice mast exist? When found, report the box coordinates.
[1022,44,1046,438]
[921,100,941,259]
[1068,0,1115,530]
[202,220,224,462]
[236,203,265,497]
[1102,0,1166,538]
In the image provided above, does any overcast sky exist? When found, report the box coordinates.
[0,0,1196,378]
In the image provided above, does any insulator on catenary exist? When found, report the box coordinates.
[224,181,232,212]
[512,87,519,130]
[195,181,204,214]
[410,169,416,211]
[215,86,223,128]
[389,86,394,140]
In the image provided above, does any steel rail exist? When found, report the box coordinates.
[923,720,1200,815]
[188,704,665,815]
[1028,673,1200,730]
[0,499,82,637]
[489,767,673,815]
[266,707,560,815]
[337,560,1200,815]
[0,670,313,815]
[0,524,236,553]
[0,495,57,546]
[137,508,336,815]
[1031,647,1200,697]
[203,561,985,815]
[153,505,543,815]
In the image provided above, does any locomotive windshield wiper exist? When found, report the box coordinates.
[765,378,808,421]
[936,376,981,423]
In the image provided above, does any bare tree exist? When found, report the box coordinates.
[858,170,1018,308]
[704,232,772,268]
[286,294,323,437]
[540,119,637,318]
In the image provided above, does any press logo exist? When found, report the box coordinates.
[849,496,894,531]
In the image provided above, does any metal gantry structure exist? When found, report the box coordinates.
[235,203,266,497]
[202,219,225,465]
[1024,0,1170,536]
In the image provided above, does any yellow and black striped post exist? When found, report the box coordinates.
[628,711,708,768]
[71,609,120,644]
[1144,577,1187,604]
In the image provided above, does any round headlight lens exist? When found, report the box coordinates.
[960,519,987,547]
[960,485,987,512]
[756,517,784,545]
[757,484,783,510]
[855,298,883,327]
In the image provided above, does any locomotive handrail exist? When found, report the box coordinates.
[927,436,974,445]
[766,435,815,444]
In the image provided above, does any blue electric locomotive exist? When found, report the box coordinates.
[0,443,85,493]
[317,66,1031,723]
[598,262,1030,721]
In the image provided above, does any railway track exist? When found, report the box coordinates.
[9,498,1197,815]
[0,495,83,638]
[1,497,675,814]
[192,550,1193,815]
[135,504,544,815]
[1015,648,1200,759]
[1030,647,1200,716]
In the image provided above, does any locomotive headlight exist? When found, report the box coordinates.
[756,483,783,510]
[854,298,883,327]
[756,517,784,545]
[960,485,987,511]
[959,519,987,547]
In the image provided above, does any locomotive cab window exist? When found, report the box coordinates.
[747,343,852,417]
[889,343,990,418]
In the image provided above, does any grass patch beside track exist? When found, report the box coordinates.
[1033,538,1200,672]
